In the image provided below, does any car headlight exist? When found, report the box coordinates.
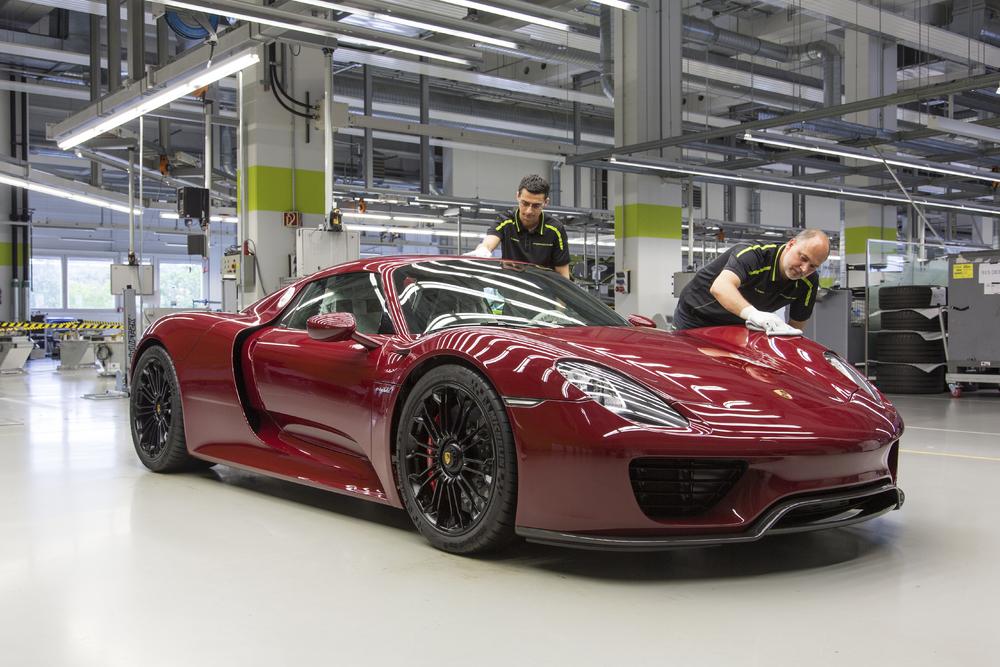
[555,361,688,428]
[824,352,881,403]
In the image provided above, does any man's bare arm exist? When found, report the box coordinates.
[709,269,751,318]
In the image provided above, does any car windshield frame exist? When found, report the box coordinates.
[389,258,628,336]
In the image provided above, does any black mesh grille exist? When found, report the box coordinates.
[629,458,746,518]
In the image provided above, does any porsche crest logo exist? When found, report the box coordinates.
[773,389,793,400]
[443,451,453,466]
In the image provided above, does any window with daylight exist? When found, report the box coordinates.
[67,258,114,309]
[159,261,204,307]
[30,257,63,309]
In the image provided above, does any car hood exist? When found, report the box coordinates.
[535,325,851,401]
[529,325,893,430]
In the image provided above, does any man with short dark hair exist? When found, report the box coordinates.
[470,174,571,279]
[673,228,831,334]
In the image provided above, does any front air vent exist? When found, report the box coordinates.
[629,458,746,519]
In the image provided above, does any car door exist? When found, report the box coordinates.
[245,271,394,459]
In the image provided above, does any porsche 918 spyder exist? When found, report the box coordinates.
[129,256,903,554]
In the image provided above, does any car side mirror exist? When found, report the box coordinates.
[628,314,657,328]
[306,313,381,350]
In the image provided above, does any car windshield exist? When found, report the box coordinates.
[392,259,628,335]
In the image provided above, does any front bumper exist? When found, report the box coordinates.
[517,482,904,551]
[506,397,903,536]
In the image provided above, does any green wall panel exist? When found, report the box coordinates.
[845,225,897,256]
[613,203,683,240]
[246,166,325,215]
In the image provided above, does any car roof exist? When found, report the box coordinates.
[307,255,534,281]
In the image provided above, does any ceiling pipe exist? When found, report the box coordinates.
[682,17,841,109]
[599,6,614,102]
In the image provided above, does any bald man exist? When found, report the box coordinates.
[673,229,831,333]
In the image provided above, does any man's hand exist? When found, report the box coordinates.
[740,306,787,332]
[465,246,494,258]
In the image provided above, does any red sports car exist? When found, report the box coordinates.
[130,256,904,554]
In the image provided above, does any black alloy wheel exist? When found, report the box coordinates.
[130,346,212,472]
[396,366,517,554]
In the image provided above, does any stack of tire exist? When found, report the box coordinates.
[873,285,947,394]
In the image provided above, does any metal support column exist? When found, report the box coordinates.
[572,99,582,208]
[107,0,121,93]
[363,65,373,190]
[419,74,431,194]
[157,16,171,153]
[127,147,136,264]
[323,48,335,226]
[550,163,562,206]
[792,165,804,229]
[686,177,695,269]
[127,0,144,83]
[237,70,247,309]
[204,95,213,255]
[89,14,102,186]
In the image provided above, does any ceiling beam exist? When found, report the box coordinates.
[567,72,1000,165]
[766,0,1000,68]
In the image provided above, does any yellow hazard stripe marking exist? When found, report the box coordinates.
[736,243,777,257]
[901,449,1000,463]
[0,321,122,330]
[545,224,564,250]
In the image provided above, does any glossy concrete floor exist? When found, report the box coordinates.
[1,360,998,666]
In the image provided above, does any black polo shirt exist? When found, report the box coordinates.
[487,210,570,269]
[675,242,819,328]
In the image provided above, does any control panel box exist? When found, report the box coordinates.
[110,264,154,295]
[295,227,360,277]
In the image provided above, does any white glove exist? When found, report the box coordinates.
[465,246,494,258]
[764,322,803,337]
[740,306,788,333]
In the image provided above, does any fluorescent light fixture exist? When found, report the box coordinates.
[925,115,1000,144]
[391,215,445,224]
[342,212,393,220]
[57,48,259,150]
[434,0,570,32]
[412,197,475,206]
[158,0,471,66]
[160,212,180,219]
[288,0,519,48]
[211,215,238,223]
[608,157,1000,216]
[592,0,640,10]
[0,172,136,214]
[744,132,1000,185]
[60,237,113,244]
[164,242,188,248]
[344,223,483,238]
[344,224,388,233]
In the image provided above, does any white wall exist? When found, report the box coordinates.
[445,148,567,203]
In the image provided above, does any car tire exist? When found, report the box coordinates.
[874,332,945,363]
[130,346,213,472]
[874,363,946,394]
[879,285,944,310]
[881,309,946,331]
[395,365,517,555]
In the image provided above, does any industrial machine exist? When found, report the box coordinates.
[56,335,97,370]
[946,251,1000,392]
[294,226,360,277]
[0,335,33,373]
[803,288,866,364]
